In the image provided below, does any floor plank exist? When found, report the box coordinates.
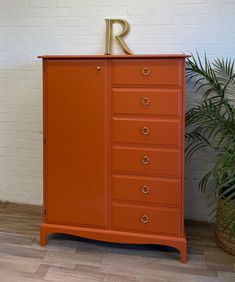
[0,201,234,282]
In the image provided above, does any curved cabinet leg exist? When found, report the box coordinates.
[179,240,187,263]
[40,225,48,246]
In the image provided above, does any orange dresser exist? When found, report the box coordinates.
[39,54,189,263]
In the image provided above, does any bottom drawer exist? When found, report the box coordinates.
[111,204,181,236]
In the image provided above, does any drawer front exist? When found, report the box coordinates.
[112,147,181,177]
[112,59,182,86]
[113,89,181,116]
[112,204,181,236]
[112,175,181,207]
[113,118,181,147]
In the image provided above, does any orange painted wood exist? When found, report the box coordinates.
[112,174,181,207]
[38,54,190,59]
[112,117,181,147]
[112,89,181,116]
[39,55,188,263]
[112,146,181,177]
[112,59,182,87]
[111,204,181,236]
[44,59,108,228]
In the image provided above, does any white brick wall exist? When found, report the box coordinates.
[0,0,235,221]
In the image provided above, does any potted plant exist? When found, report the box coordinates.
[186,52,235,254]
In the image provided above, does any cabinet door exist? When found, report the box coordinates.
[44,59,108,228]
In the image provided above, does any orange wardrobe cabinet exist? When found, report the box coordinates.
[39,54,189,263]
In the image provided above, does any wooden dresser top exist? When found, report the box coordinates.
[38,54,191,59]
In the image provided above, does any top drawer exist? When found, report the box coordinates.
[112,59,183,87]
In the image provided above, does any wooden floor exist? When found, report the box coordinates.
[0,202,235,282]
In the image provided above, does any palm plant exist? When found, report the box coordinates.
[186,52,235,254]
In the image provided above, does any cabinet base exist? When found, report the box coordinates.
[40,223,187,263]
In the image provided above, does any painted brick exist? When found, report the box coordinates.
[57,0,111,7]
[70,7,98,16]
[0,148,18,157]
[3,0,29,8]
[97,7,127,16]
[55,17,91,27]
[13,8,71,17]
[30,0,56,8]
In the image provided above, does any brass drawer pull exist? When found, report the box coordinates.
[140,97,150,106]
[141,126,150,136]
[142,67,151,76]
[96,66,101,70]
[141,155,150,165]
[141,185,150,194]
[140,214,149,224]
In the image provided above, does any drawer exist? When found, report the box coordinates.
[112,59,182,86]
[112,147,181,177]
[112,175,181,207]
[112,89,181,116]
[112,118,181,147]
[111,204,181,236]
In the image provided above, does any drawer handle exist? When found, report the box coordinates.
[140,214,149,224]
[142,67,151,76]
[96,66,101,70]
[140,97,150,106]
[141,155,150,165]
[141,185,150,194]
[141,126,150,136]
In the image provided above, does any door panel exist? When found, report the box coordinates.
[45,60,108,228]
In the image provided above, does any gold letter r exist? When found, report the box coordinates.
[105,19,133,55]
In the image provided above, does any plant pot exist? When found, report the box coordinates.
[214,198,235,255]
